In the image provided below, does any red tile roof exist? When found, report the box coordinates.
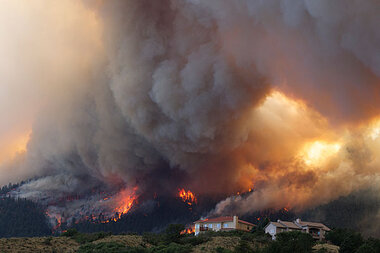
[194,216,233,223]
[194,216,255,226]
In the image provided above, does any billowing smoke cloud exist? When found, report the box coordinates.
[1,0,380,222]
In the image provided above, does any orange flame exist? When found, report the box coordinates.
[111,186,138,220]
[181,225,195,235]
[46,210,63,232]
[98,186,138,223]
[178,188,197,205]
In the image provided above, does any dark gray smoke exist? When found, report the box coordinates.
[1,0,379,224]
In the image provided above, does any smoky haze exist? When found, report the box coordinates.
[1,0,380,222]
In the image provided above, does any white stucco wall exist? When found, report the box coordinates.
[265,223,277,240]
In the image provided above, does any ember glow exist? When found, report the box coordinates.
[178,189,197,206]
[0,0,380,227]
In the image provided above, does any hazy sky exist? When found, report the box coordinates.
[0,0,102,166]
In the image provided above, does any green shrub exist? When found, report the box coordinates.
[61,228,78,237]
[234,239,252,253]
[360,238,380,252]
[164,224,185,243]
[355,244,376,253]
[251,231,272,243]
[143,232,165,246]
[179,235,210,246]
[215,247,233,253]
[340,232,363,253]
[77,242,129,253]
[325,228,353,246]
[72,231,112,244]
[240,232,255,241]
[254,218,270,232]
[78,243,150,253]
[261,231,315,253]
[149,242,192,253]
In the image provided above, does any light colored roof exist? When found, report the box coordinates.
[268,222,287,229]
[279,221,302,230]
[297,221,330,231]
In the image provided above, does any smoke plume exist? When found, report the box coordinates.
[1,0,380,222]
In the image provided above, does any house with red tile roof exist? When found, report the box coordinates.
[194,216,255,235]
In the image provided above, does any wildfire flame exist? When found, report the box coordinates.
[43,187,139,230]
[45,210,63,232]
[103,186,138,222]
[178,188,197,205]
[181,226,195,235]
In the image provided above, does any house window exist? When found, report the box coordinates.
[217,223,221,228]
[209,224,213,228]
[195,224,199,229]
[223,223,228,228]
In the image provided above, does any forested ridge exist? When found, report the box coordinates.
[1,181,380,238]
[0,197,50,237]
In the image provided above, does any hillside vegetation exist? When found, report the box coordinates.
[0,224,351,253]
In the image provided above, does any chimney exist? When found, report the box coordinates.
[233,216,238,228]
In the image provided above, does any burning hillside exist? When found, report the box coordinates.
[38,186,139,231]
[0,0,379,229]
[178,189,197,206]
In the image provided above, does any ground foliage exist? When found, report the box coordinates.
[325,228,380,253]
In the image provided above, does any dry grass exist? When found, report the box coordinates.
[0,236,79,253]
[0,235,149,253]
[313,243,340,253]
[0,234,328,253]
[192,236,240,253]
[94,235,147,247]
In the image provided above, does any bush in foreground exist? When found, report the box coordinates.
[77,242,129,253]
[261,231,315,253]
[61,228,112,244]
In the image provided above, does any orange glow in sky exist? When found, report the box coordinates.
[0,131,30,165]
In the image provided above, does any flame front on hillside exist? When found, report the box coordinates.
[178,189,197,206]
[99,186,138,223]
[43,186,139,230]
[111,186,138,220]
